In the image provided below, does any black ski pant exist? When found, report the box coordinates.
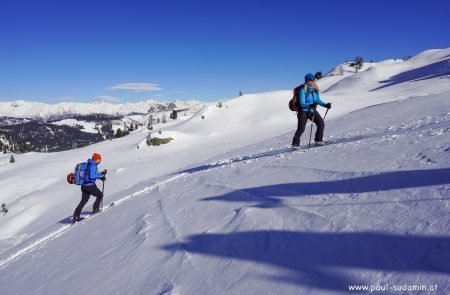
[73,184,103,218]
[292,110,325,146]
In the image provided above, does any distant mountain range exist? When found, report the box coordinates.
[0,100,202,153]
[0,99,198,121]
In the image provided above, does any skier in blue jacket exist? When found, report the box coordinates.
[292,73,331,148]
[72,153,106,222]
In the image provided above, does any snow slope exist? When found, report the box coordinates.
[0,48,449,295]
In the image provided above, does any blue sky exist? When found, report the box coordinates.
[1,0,449,103]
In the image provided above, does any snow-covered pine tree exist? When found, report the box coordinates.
[353,56,364,72]
[115,128,123,138]
[170,110,178,119]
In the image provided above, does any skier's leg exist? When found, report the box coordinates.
[86,185,103,213]
[74,188,90,219]
[313,112,325,142]
[292,111,309,146]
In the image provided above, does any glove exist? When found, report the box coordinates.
[100,176,106,181]
[324,103,332,109]
[102,169,107,175]
[309,102,318,109]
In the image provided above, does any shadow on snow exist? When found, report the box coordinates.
[58,210,94,224]
[371,59,450,91]
[200,168,450,208]
[162,230,450,291]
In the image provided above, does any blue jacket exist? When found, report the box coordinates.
[298,85,326,112]
[83,159,103,186]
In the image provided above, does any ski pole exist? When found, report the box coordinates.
[308,110,315,151]
[100,179,105,211]
[323,108,329,120]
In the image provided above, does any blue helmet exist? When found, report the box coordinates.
[304,73,315,82]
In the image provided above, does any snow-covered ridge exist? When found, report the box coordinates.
[0,99,202,120]
[323,48,449,94]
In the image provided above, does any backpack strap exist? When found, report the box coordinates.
[84,162,92,183]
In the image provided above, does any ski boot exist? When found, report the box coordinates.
[72,216,84,223]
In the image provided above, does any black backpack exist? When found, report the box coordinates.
[289,84,305,112]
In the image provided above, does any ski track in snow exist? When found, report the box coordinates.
[0,173,187,269]
[177,111,449,176]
